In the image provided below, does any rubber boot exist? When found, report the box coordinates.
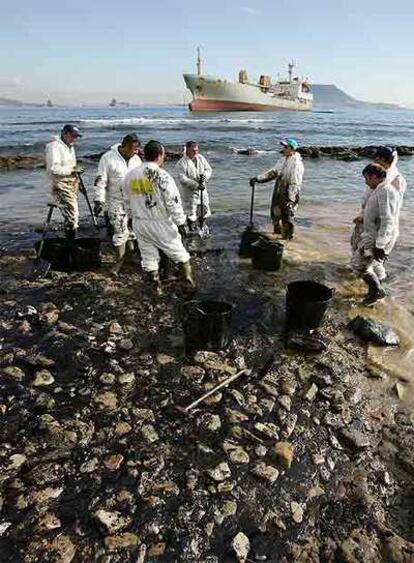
[273,221,282,235]
[111,243,126,275]
[281,220,294,240]
[65,228,77,244]
[146,270,163,296]
[124,240,136,264]
[362,272,386,305]
[178,261,196,290]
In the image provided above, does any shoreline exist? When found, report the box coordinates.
[0,219,413,561]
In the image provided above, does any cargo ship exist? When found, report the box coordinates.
[183,49,313,112]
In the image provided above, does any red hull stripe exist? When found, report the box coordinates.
[189,98,310,112]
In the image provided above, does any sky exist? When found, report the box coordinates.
[1,0,414,106]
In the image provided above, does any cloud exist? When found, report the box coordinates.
[0,77,22,88]
[240,6,260,15]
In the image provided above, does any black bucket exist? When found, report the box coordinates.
[286,280,334,331]
[182,300,233,352]
[251,238,284,271]
[239,226,265,258]
[35,237,101,272]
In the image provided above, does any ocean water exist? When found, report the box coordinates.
[0,105,413,378]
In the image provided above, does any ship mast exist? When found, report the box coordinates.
[288,60,295,82]
[196,47,203,76]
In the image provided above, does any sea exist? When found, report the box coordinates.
[0,105,413,379]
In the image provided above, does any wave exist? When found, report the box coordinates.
[78,117,279,126]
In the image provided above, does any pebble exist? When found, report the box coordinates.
[38,513,61,531]
[8,454,27,470]
[2,366,25,380]
[252,462,279,483]
[304,383,319,401]
[32,369,55,386]
[115,422,132,435]
[108,321,123,334]
[94,509,130,533]
[46,535,76,563]
[227,409,249,423]
[278,395,292,411]
[274,442,294,469]
[222,442,250,465]
[118,372,135,385]
[94,391,118,411]
[232,532,250,562]
[254,422,279,440]
[118,338,133,351]
[141,424,159,443]
[291,501,304,523]
[207,462,231,482]
[99,372,115,385]
[80,458,99,474]
[180,365,206,381]
[157,353,175,364]
[198,413,222,432]
[104,454,124,471]
[338,428,370,450]
[255,445,268,458]
[104,533,139,552]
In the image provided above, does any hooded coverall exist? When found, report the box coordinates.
[351,177,400,282]
[94,144,142,247]
[351,153,406,280]
[123,162,189,272]
[256,152,304,238]
[45,136,79,230]
[175,153,212,222]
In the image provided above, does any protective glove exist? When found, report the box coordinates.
[249,177,257,188]
[178,224,187,240]
[373,246,386,261]
[93,201,103,217]
[73,164,85,174]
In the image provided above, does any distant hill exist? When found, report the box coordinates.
[0,96,43,107]
[312,84,401,110]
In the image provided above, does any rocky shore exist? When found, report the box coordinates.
[0,223,413,562]
[1,145,414,171]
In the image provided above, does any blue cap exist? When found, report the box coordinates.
[280,138,298,150]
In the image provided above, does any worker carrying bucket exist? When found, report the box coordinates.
[249,138,304,240]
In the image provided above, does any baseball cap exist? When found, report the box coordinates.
[61,124,82,137]
[280,138,298,150]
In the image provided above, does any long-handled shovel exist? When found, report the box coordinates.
[239,180,262,257]
[29,204,56,280]
[77,172,100,231]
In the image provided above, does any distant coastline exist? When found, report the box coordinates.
[0,85,408,110]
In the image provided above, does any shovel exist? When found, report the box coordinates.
[77,172,100,231]
[28,204,56,280]
[239,180,262,257]
[197,181,210,239]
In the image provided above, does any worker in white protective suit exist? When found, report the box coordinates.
[351,146,407,281]
[45,124,83,241]
[175,141,212,232]
[249,138,304,239]
[93,134,142,273]
[123,140,194,293]
[351,163,400,305]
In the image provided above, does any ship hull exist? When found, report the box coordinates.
[184,74,312,112]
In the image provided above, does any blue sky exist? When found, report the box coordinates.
[1,0,413,105]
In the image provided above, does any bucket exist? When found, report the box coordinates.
[35,237,101,272]
[286,280,334,331]
[182,300,233,352]
[239,227,266,258]
[251,238,284,271]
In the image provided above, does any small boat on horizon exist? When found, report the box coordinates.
[183,49,313,112]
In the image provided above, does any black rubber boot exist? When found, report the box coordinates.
[362,273,386,305]
[65,228,76,244]
[281,221,294,240]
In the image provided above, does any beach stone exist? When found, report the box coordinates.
[33,369,55,386]
[2,366,25,380]
[227,409,249,423]
[254,422,279,440]
[157,353,175,364]
[95,509,130,533]
[132,408,155,421]
[274,442,294,469]
[148,542,167,557]
[232,532,250,561]
[46,535,76,563]
[80,458,99,474]
[141,424,159,443]
[291,501,304,523]
[207,462,231,482]
[104,533,139,552]
[118,372,135,385]
[25,354,55,368]
[215,500,238,523]
[94,391,118,411]
[338,428,370,450]
[99,372,115,385]
[115,422,132,435]
[304,383,319,401]
[223,441,250,464]
[278,395,292,411]
[198,413,222,432]
[104,454,124,471]
[39,513,61,532]
[252,463,279,483]
[180,365,206,381]
[255,445,268,457]
[118,338,133,351]
[108,321,123,334]
[8,454,27,470]
[0,522,12,536]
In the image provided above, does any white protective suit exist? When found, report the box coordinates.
[257,151,304,236]
[351,177,400,276]
[45,136,79,229]
[123,162,190,272]
[175,153,212,221]
[94,144,142,246]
